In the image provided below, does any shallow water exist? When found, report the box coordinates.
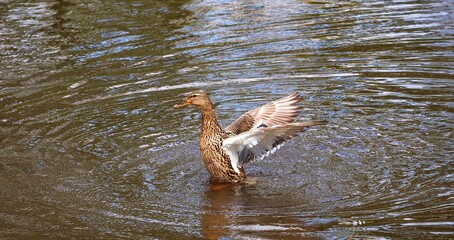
[1,0,453,239]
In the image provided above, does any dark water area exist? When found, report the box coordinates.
[1,0,453,239]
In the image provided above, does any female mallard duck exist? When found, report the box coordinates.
[174,90,327,183]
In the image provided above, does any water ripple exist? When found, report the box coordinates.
[1,0,453,238]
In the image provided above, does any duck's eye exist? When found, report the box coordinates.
[190,94,197,98]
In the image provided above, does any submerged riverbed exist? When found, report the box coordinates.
[1,0,453,239]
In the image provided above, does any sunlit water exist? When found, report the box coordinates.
[1,0,453,239]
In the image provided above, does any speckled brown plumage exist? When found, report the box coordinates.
[190,93,244,182]
[174,90,327,183]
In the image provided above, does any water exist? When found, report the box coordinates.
[1,0,453,239]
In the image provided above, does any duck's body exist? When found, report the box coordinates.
[199,108,245,182]
[174,90,326,183]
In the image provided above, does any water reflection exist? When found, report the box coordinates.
[202,182,236,240]
[201,179,333,239]
[0,0,82,84]
[1,0,453,238]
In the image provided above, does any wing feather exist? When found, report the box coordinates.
[225,92,303,134]
[222,121,327,173]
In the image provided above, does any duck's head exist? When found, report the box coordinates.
[174,90,214,111]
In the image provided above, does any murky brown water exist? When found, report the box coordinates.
[1,0,453,239]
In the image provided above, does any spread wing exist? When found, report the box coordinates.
[222,121,327,174]
[224,92,303,135]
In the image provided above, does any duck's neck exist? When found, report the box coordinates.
[200,109,223,135]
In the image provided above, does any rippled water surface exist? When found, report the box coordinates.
[1,0,453,239]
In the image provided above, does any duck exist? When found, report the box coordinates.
[174,90,327,183]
